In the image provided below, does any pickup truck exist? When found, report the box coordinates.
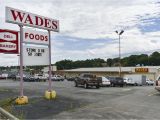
[74,73,101,89]
[155,76,160,91]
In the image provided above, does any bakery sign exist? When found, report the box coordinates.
[23,46,49,66]
[0,29,19,54]
[135,68,149,73]
[5,7,59,32]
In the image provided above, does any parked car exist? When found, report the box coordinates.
[0,73,8,79]
[155,76,160,91]
[51,75,64,81]
[123,77,134,86]
[97,76,111,87]
[66,77,76,81]
[146,79,154,86]
[8,74,16,80]
[34,74,47,82]
[24,75,39,82]
[74,73,102,89]
[15,74,26,81]
[107,76,124,87]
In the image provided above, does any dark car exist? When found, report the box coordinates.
[23,75,39,82]
[74,73,102,89]
[66,77,76,81]
[107,76,124,87]
[8,74,16,80]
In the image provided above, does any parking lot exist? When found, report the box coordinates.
[0,79,160,119]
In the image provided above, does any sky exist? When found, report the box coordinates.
[0,0,160,66]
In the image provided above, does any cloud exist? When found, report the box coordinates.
[0,0,160,66]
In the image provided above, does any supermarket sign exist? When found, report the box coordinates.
[0,29,18,54]
[5,7,59,32]
[23,28,49,45]
[135,68,149,73]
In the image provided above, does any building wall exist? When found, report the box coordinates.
[63,71,130,78]
[60,67,159,80]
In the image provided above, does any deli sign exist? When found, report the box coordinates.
[5,7,59,32]
[0,29,18,54]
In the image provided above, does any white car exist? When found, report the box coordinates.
[123,77,134,86]
[146,79,154,86]
[51,75,64,81]
[34,74,48,81]
[97,76,111,86]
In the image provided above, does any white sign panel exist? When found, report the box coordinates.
[0,29,19,54]
[23,29,49,45]
[5,7,59,32]
[23,46,49,66]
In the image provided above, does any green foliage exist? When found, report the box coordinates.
[55,51,160,70]
[55,58,105,70]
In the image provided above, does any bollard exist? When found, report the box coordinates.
[15,96,28,105]
[45,90,56,100]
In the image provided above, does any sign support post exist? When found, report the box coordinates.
[19,25,24,97]
[48,30,52,91]
[15,25,28,105]
[45,30,56,99]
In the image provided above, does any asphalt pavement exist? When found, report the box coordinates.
[0,79,160,119]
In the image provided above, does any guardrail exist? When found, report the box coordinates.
[0,107,19,120]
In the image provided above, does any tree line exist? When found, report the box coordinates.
[0,51,160,71]
[55,51,160,70]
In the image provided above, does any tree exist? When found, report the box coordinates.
[107,58,113,67]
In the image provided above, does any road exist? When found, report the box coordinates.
[0,79,160,119]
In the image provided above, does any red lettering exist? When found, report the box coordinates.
[29,33,34,39]
[52,21,58,30]
[40,35,44,41]
[35,16,43,26]
[45,36,48,41]
[24,14,33,24]
[25,33,29,39]
[44,18,51,28]
[35,34,39,40]
[11,10,25,22]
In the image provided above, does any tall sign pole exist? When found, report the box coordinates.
[19,25,24,97]
[48,30,52,92]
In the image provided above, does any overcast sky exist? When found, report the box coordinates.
[0,0,160,66]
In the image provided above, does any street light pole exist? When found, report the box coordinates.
[115,30,124,77]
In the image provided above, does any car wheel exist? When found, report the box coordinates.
[74,82,78,87]
[84,83,88,89]
[96,85,100,89]
[134,83,138,86]
[120,85,123,87]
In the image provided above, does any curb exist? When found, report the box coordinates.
[0,107,19,120]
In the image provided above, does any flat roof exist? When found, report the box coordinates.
[63,66,160,72]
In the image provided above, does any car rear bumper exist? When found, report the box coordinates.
[155,86,160,91]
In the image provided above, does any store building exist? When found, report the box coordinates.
[61,66,160,80]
